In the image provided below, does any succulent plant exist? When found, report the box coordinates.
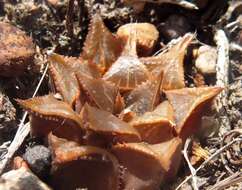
[17,14,222,190]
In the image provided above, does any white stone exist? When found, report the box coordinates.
[0,168,52,190]
[195,45,217,74]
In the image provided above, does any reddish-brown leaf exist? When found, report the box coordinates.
[77,74,119,113]
[65,56,101,79]
[111,137,182,189]
[81,14,123,73]
[141,33,194,90]
[103,32,151,91]
[129,101,175,143]
[49,54,80,107]
[123,77,161,117]
[17,95,84,142]
[165,87,223,139]
[49,134,120,190]
[80,104,141,145]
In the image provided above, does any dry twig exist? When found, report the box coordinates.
[220,129,242,174]
[175,137,242,190]
[208,172,242,190]
[214,29,231,135]
[182,138,199,190]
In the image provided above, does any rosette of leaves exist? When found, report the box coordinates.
[17,14,222,190]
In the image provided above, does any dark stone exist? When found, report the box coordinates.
[23,145,51,179]
[160,14,191,42]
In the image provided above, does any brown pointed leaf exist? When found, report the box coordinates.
[17,95,82,126]
[65,56,101,79]
[111,142,165,190]
[123,77,161,116]
[17,95,84,142]
[129,101,175,143]
[103,57,151,92]
[103,33,151,91]
[149,137,182,180]
[165,87,223,139]
[49,54,80,107]
[48,132,78,152]
[111,137,182,189]
[141,33,194,90]
[77,74,119,113]
[80,104,141,145]
[81,14,122,73]
[17,94,81,125]
[49,134,120,190]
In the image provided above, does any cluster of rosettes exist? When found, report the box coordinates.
[18,14,222,190]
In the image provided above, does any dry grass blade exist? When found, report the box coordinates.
[208,172,242,190]
[0,123,30,174]
[214,29,231,135]
[182,138,198,190]
[0,63,49,174]
[175,136,242,190]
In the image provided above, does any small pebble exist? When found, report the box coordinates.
[0,167,51,190]
[160,14,191,41]
[23,145,51,179]
[195,45,217,75]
